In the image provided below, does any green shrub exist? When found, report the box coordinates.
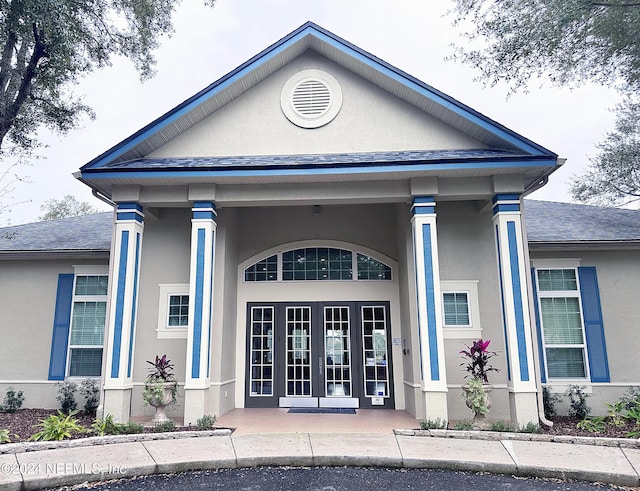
[91,414,122,436]
[1,387,24,413]
[0,429,14,443]
[419,417,447,430]
[154,420,175,433]
[620,387,640,411]
[576,416,606,433]
[196,414,217,430]
[454,421,474,430]
[519,422,542,433]
[565,385,590,420]
[605,400,627,427]
[80,378,99,417]
[542,386,561,419]
[29,410,86,441]
[118,422,144,435]
[56,381,78,414]
[490,420,514,432]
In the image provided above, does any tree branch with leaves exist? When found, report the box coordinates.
[448,0,640,206]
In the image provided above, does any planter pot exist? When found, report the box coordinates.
[145,381,177,423]
[462,382,493,429]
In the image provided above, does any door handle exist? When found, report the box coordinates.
[319,356,323,376]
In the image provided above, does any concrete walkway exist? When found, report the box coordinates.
[1,428,639,490]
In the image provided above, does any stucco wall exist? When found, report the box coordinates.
[530,248,640,415]
[0,257,108,409]
[148,52,483,159]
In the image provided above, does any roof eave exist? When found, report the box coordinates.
[528,240,640,252]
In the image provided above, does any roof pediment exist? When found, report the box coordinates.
[78,22,558,196]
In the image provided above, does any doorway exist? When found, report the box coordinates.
[245,301,393,409]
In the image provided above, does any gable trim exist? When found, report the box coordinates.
[80,22,556,173]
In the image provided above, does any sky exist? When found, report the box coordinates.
[1,0,620,225]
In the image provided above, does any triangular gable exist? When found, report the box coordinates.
[80,21,556,174]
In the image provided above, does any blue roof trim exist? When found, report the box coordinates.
[81,158,557,181]
[306,25,552,157]
[81,22,556,172]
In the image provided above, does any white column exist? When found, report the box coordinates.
[411,196,448,422]
[103,203,144,422]
[184,201,217,425]
[492,194,539,426]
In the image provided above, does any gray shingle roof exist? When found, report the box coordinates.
[96,149,533,172]
[0,212,112,252]
[2,200,639,255]
[524,200,640,243]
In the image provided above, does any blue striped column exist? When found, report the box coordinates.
[492,194,538,421]
[103,203,144,422]
[411,197,448,410]
[185,202,217,390]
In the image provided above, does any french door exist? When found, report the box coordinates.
[245,302,393,409]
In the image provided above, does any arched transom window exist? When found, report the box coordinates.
[244,247,392,282]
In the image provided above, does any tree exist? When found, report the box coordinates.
[571,97,640,206]
[39,194,98,220]
[0,0,215,157]
[448,0,640,94]
[448,0,640,205]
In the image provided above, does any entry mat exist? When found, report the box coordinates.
[287,408,356,414]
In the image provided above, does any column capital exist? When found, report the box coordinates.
[192,201,217,222]
[116,202,144,223]
[492,194,521,215]
[412,196,436,216]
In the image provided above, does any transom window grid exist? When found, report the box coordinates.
[324,306,352,397]
[244,249,391,282]
[249,307,274,396]
[68,275,108,377]
[286,307,312,397]
[167,295,189,327]
[536,268,589,380]
[362,306,390,398]
[442,292,470,326]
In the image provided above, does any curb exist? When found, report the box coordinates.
[0,429,232,455]
[394,428,640,449]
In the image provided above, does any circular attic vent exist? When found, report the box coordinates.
[281,69,342,128]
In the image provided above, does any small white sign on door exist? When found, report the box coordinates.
[372,397,384,406]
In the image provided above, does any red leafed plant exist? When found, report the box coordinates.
[460,339,499,384]
[146,354,175,382]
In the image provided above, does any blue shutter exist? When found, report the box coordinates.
[530,268,546,383]
[578,267,610,383]
[48,274,74,380]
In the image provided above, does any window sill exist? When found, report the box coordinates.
[156,328,188,339]
[442,327,482,339]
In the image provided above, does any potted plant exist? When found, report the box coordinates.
[460,339,499,427]
[143,354,177,423]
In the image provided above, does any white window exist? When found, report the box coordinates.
[440,280,481,339]
[443,292,470,327]
[535,268,589,380]
[157,284,189,338]
[68,273,108,377]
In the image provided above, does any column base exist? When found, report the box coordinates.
[102,387,132,423]
[509,390,539,429]
[421,389,449,425]
[183,386,211,426]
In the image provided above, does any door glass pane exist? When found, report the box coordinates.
[362,306,389,397]
[286,306,312,396]
[249,306,274,396]
[324,306,352,397]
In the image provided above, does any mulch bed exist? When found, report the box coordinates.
[0,409,195,443]
[1,409,637,443]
